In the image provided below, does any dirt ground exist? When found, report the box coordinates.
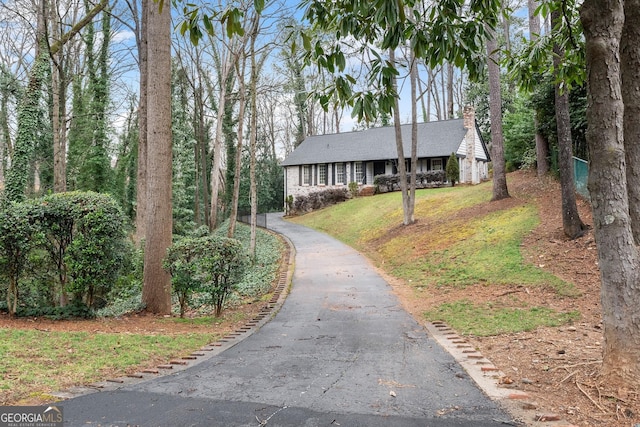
[0,170,636,426]
[385,170,637,427]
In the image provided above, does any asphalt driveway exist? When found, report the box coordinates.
[61,213,514,426]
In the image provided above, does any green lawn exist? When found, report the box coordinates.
[291,180,580,336]
[0,328,216,404]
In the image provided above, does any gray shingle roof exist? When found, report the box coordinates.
[281,119,469,166]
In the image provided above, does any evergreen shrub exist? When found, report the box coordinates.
[290,188,350,215]
[0,192,129,317]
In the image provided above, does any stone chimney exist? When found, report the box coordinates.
[463,105,475,131]
[463,105,476,184]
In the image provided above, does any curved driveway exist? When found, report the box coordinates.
[62,213,513,426]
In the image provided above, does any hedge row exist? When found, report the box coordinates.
[0,192,129,316]
[374,170,447,193]
[288,188,350,215]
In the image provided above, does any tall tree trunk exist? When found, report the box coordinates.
[134,0,148,244]
[621,0,640,245]
[209,42,242,230]
[426,68,432,122]
[390,49,413,226]
[249,16,260,257]
[502,6,511,52]
[193,90,201,226]
[409,52,418,222]
[198,93,210,227]
[551,10,586,240]
[51,0,66,193]
[486,25,510,201]
[52,59,66,192]
[440,67,446,119]
[209,73,228,230]
[228,59,246,238]
[417,62,429,122]
[581,0,640,389]
[447,63,454,119]
[528,0,550,177]
[142,0,172,314]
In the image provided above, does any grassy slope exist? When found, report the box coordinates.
[290,180,580,336]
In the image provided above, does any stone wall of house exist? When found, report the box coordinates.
[284,165,354,202]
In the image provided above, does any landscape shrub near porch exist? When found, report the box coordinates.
[290,188,350,215]
[374,170,446,193]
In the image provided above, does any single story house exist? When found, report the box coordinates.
[281,106,490,202]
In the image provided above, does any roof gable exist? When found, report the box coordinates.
[281,119,469,166]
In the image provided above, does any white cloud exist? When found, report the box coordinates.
[112,29,136,44]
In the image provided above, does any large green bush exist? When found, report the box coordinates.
[0,192,128,316]
[164,234,248,318]
[199,236,247,317]
[63,193,128,307]
[163,237,204,318]
[374,170,446,193]
[0,202,38,315]
[290,188,350,215]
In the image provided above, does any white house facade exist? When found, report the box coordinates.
[281,107,490,202]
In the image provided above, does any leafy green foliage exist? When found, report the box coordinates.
[529,75,588,162]
[290,188,350,215]
[198,236,247,317]
[0,192,128,316]
[112,96,139,220]
[222,224,283,297]
[503,96,536,171]
[18,301,95,320]
[64,195,128,307]
[348,182,359,198]
[174,0,262,46]
[300,0,501,122]
[0,203,38,315]
[4,52,50,203]
[171,62,199,234]
[163,237,204,318]
[164,234,247,318]
[507,0,584,92]
[237,151,284,216]
[445,153,460,185]
[374,171,446,193]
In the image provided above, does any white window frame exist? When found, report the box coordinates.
[336,163,345,185]
[355,162,364,184]
[303,165,311,185]
[431,158,443,171]
[319,164,327,185]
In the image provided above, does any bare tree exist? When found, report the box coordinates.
[528,0,550,177]
[551,9,586,239]
[486,23,510,201]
